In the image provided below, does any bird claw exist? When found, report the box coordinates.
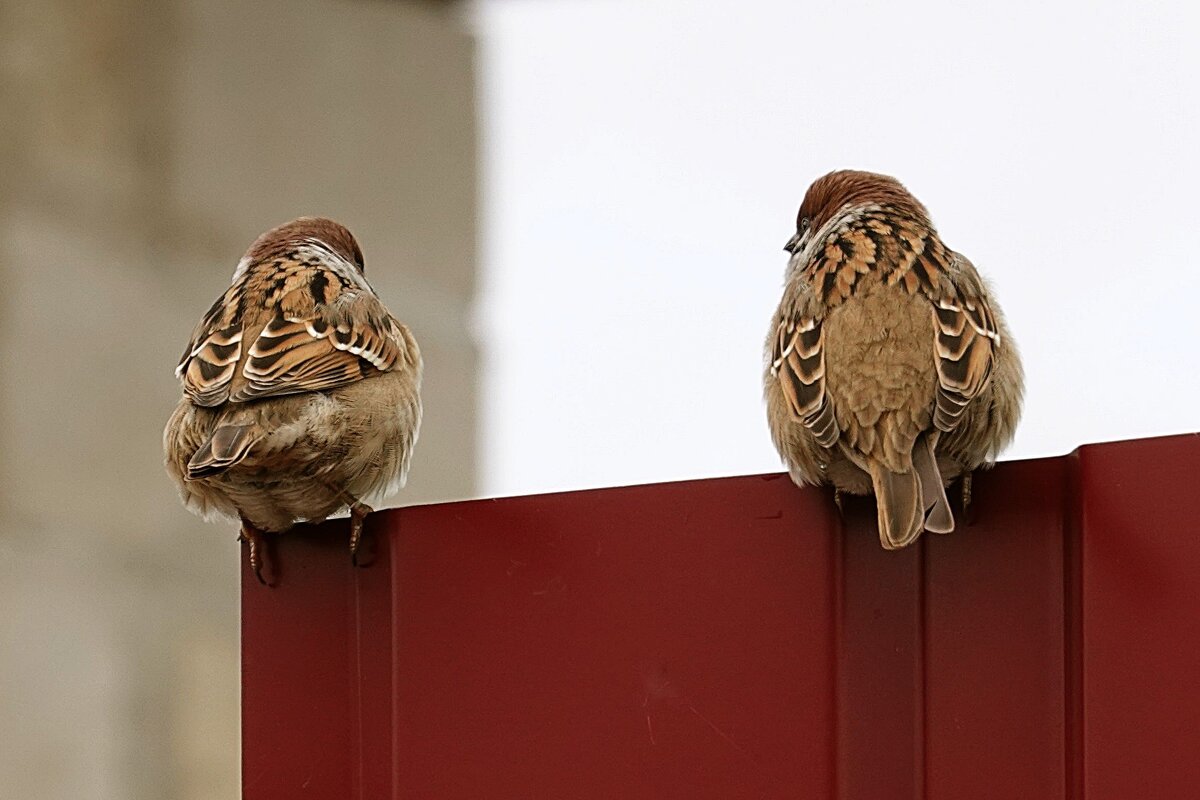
[960,472,975,526]
[238,523,272,586]
[349,501,374,568]
[833,488,846,519]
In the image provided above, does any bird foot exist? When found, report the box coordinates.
[833,488,846,519]
[349,501,375,567]
[960,472,975,527]
[238,522,272,587]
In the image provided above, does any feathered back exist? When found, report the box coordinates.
[175,218,415,407]
[771,171,1000,446]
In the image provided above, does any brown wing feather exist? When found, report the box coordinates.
[231,288,405,403]
[177,287,245,407]
[771,315,839,447]
[176,256,408,406]
[928,254,999,433]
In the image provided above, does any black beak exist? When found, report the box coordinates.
[784,232,802,254]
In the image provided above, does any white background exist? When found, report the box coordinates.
[471,0,1200,497]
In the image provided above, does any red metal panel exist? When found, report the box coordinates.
[242,433,1200,799]
[1077,435,1200,799]
[241,534,354,796]
[244,473,841,798]
[922,457,1069,798]
[833,457,1072,799]
[835,500,926,799]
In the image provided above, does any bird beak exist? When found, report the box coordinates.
[783,232,802,254]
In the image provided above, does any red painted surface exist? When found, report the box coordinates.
[242,433,1200,799]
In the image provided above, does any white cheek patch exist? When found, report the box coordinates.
[230,255,253,282]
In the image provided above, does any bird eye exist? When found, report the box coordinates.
[798,216,811,233]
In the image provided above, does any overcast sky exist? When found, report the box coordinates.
[470,0,1200,498]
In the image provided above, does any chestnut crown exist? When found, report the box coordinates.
[794,170,930,239]
[244,217,365,272]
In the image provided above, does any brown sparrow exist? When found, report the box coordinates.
[764,170,1023,549]
[164,218,422,582]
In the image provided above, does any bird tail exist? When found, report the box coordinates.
[867,459,926,550]
[914,432,954,534]
[187,424,256,480]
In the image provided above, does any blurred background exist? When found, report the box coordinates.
[1,0,1197,797]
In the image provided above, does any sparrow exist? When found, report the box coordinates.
[164,217,422,583]
[764,170,1023,549]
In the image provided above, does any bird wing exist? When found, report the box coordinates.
[927,252,1000,433]
[175,287,246,407]
[770,293,839,447]
[176,261,409,406]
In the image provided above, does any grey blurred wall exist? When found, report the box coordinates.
[0,1,476,797]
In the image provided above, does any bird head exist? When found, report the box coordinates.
[784,170,930,255]
[240,217,366,276]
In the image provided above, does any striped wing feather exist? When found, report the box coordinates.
[771,314,839,447]
[177,267,404,406]
[930,255,999,432]
[234,303,403,402]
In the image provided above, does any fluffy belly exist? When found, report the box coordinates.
[168,371,420,532]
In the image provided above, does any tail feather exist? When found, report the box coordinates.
[914,432,954,534]
[187,424,256,479]
[867,461,925,550]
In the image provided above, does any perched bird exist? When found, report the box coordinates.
[764,170,1022,548]
[164,217,422,582]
